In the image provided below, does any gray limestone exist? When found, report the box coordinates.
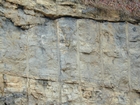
[0,0,140,105]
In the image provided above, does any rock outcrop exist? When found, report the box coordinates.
[0,0,140,105]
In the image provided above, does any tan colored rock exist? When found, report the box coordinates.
[3,74,27,93]
[29,79,59,105]
[4,8,45,26]
[1,74,27,105]
[0,1,140,105]
[0,74,4,97]
[61,83,81,104]
[0,18,27,77]
[4,0,140,22]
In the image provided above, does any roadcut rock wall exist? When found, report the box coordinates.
[0,0,140,105]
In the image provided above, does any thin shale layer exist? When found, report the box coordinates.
[0,0,140,105]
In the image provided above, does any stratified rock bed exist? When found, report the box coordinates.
[0,0,140,105]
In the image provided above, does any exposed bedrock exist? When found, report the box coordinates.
[0,0,140,105]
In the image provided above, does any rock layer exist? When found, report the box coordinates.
[0,0,140,105]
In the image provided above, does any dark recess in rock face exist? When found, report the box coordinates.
[0,0,140,105]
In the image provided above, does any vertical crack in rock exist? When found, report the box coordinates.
[98,22,104,87]
[56,2,62,104]
[126,22,140,105]
[125,22,132,105]
[26,30,30,105]
[56,19,62,105]
[76,19,82,105]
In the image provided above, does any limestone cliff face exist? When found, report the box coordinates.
[0,0,140,105]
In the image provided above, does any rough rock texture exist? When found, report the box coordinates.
[0,0,140,105]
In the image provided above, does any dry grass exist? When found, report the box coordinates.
[82,0,140,18]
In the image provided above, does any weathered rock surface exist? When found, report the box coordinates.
[0,0,139,25]
[0,0,140,105]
